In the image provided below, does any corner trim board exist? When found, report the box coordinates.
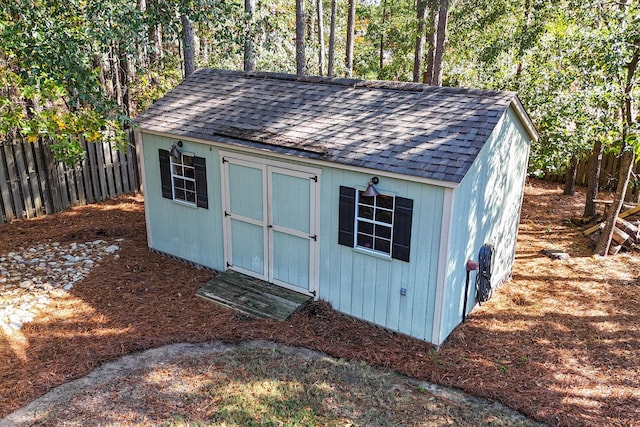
[431,187,454,345]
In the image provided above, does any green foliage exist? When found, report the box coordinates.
[355,0,422,80]
[0,0,134,166]
[447,0,640,177]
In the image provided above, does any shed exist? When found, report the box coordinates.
[135,69,537,346]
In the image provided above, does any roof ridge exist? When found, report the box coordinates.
[194,68,514,97]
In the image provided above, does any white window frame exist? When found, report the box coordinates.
[170,153,197,206]
[355,190,395,256]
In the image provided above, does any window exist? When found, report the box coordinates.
[159,148,208,209]
[338,186,413,262]
[356,191,394,255]
[171,153,197,205]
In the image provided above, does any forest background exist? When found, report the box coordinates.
[1,0,639,254]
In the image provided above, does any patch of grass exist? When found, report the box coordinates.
[159,345,541,427]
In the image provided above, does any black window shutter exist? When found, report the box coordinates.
[158,149,172,199]
[338,186,356,247]
[194,156,208,209]
[392,196,413,262]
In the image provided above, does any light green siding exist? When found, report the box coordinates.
[142,103,530,346]
[141,133,225,270]
[437,106,531,344]
[320,169,444,342]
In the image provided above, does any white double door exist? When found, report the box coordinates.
[221,153,319,296]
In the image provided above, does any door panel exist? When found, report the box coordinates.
[269,169,314,292]
[223,160,267,280]
[228,163,264,221]
[230,219,265,275]
[271,231,310,289]
[271,171,310,233]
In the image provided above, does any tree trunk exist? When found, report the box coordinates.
[147,0,162,65]
[594,149,635,255]
[423,1,438,84]
[514,0,532,85]
[431,0,449,86]
[327,0,337,77]
[307,0,315,43]
[181,14,195,78]
[296,0,306,75]
[137,0,148,68]
[413,0,429,83]
[563,155,578,196]
[119,47,132,116]
[345,0,357,77]
[317,0,325,75]
[201,28,210,65]
[244,0,256,72]
[594,47,639,256]
[378,0,386,77]
[583,139,603,217]
[111,44,123,107]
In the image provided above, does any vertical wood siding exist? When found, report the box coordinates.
[141,133,225,270]
[320,169,444,343]
[438,106,531,345]
[0,134,139,223]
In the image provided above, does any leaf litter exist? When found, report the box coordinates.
[0,179,638,426]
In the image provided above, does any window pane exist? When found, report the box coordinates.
[186,191,196,203]
[175,189,186,200]
[359,192,375,206]
[375,224,392,239]
[358,205,374,220]
[375,209,393,224]
[358,221,374,235]
[357,233,373,249]
[172,164,182,175]
[185,180,195,192]
[374,238,391,254]
[184,167,195,179]
[182,155,194,167]
[377,195,394,210]
[174,178,185,190]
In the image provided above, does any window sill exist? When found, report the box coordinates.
[171,199,198,209]
[353,246,392,261]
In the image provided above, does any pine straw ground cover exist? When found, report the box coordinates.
[0,179,639,426]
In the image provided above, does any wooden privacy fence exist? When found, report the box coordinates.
[546,152,640,190]
[0,133,139,223]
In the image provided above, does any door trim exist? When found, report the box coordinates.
[220,151,322,297]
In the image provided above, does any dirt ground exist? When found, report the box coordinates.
[1,341,542,426]
[0,179,639,426]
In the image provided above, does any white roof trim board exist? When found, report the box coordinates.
[136,69,538,184]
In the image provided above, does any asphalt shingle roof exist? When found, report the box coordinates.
[136,69,531,183]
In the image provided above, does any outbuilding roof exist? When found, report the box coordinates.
[136,69,536,183]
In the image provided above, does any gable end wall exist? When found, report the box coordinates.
[437,105,532,345]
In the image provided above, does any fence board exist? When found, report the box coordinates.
[66,166,79,206]
[127,133,139,191]
[43,143,64,212]
[22,140,44,216]
[32,140,53,214]
[118,150,130,193]
[58,162,70,209]
[14,140,36,218]
[110,143,124,195]
[86,140,102,202]
[94,141,109,200]
[80,139,95,203]
[0,146,16,222]
[3,144,26,219]
[102,141,116,197]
